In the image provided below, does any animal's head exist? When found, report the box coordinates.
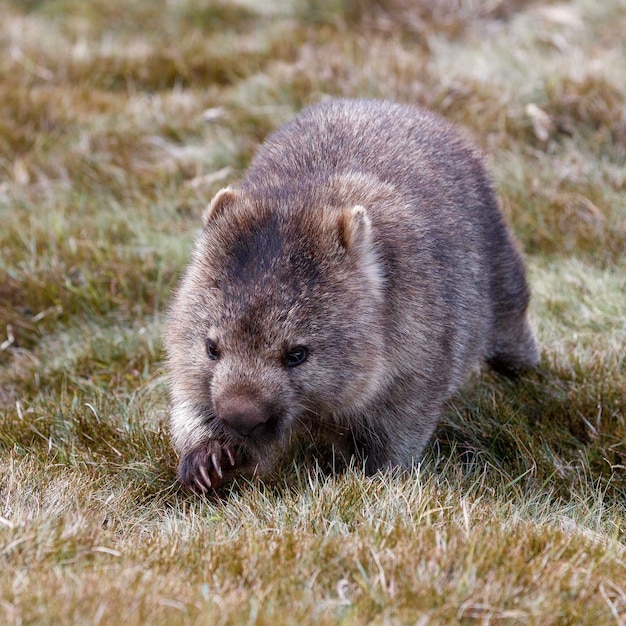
[165,185,387,467]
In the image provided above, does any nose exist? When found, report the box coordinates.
[217,396,271,437]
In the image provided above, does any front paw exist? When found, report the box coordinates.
[178,440,237,493]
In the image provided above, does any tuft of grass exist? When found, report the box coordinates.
[1,0,625,624]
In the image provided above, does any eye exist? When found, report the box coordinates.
[205,338,220,361]
[285,345,308,368]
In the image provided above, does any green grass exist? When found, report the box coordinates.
[1,0,625,623]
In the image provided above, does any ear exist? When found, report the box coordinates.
[338,205,384,293]
[338,205,373,251]
[202,186,236,226]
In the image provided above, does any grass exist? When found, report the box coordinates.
[1,0,625,623]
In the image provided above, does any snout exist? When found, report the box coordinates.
[216,396,273,438]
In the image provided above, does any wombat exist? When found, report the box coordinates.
[165,98,539,492]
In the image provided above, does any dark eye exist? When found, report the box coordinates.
[205,338,220,360]
[285,345,308,368]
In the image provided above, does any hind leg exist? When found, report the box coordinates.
[486,227,539,376]
[487,315,539,377]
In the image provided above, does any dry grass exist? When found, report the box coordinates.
[1,0,625,623]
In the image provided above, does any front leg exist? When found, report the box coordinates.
[177,439,238,493]
[355,393,443,475]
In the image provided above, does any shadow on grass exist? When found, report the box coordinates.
[433,361,625,507]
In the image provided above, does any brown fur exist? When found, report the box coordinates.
[164,99,539,492]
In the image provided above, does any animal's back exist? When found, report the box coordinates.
[244,99,530,390]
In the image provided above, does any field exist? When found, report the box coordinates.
[1,0,625,623]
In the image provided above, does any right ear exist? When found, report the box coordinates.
[202,186,236,226]
[338,205,373,252]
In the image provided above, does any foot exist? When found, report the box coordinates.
[177,439,238,493]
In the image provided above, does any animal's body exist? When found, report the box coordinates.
[164,98,539,491]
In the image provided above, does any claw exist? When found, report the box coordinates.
[199,463,212,489]
[193,476,208,493]
[226,447,235,467]
[211,452,223,479]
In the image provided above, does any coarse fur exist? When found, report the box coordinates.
[164,98,539,492]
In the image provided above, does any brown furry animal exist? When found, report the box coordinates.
[165,99,539,492]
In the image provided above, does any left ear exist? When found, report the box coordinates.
[338,205,373,252]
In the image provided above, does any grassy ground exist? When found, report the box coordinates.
[1,0,625,623]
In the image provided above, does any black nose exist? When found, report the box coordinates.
[217,397,270,437]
